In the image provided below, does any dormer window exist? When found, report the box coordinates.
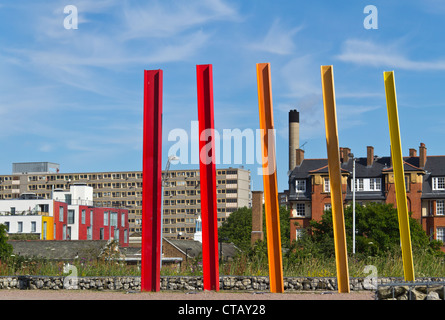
[295,180,306,192]
[354,178,381,191]
[432,177,445,190]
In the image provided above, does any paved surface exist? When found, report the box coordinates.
[0,289,375,300]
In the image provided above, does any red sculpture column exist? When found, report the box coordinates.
[196,64,219,291]
[141,69,163,292]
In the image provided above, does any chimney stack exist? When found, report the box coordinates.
[342,148,351,163]
[295,149,305,167]
[409,148,417,157]
[251,191,264,245]
[288,110,300,171]
[367,146,374,166]
[419,143,427,168]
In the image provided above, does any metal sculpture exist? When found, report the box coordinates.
[320,65,350,293]
[256,63,284,293]
[141,69,163,292]
[383,71,415,282]
[196,64,220,291]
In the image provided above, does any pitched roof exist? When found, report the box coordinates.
[8,240,110,260]
[163,238,240,260]
[420,156,445,198]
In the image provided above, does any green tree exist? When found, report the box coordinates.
[306,202,439,257]
[0,224,12,260]
[218,205,291,252]
[218,206,252,251]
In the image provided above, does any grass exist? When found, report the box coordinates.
[217,249,445,279]
[0,249,444,279]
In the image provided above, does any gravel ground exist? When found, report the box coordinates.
[0,289,375,300]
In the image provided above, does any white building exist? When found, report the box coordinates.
[52,184,94,240]
[52,183,94,206]
[0,196,56,240]
[0,184,94,240]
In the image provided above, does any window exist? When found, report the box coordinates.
[437,227,445,243]
[68,210,75,224]
[59,206,64,222]
[433,177,445,191]
[121,212,125,227]
[295,180,306,192]
[100,228,104,240]
[18,221,23,233]
[324,203,332,212]
[81,210,86,224]
[355,178,364,191]
[437,200,444,216]
[111,212,117,227]
[87,227,92,240]
[324,178,330,192]
[369,178,381,191]
[31,221,36,233]
[354,178,381,191]
[104,212,109,226]
[295,203,305,217]
[296,229,303,240]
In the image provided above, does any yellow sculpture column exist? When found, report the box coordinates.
[383,71,415,282]
[320,65,350,293]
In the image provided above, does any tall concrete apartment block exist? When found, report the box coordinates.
[0,162,251,240]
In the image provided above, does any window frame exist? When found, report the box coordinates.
[324,178,330,193]
[436,200,444,216]
[295,179,306,193]
[295,203,305,217]
[433,177,445,191]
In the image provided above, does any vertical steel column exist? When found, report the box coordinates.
[141,69,163,292]
[196,64,219,291]
[320,65,350,293]
[383,71,415,282]
[256,63,284,293]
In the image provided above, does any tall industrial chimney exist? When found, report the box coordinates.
[289,109,300,171]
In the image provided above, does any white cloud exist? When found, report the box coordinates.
[120,0,239,40]
[249,19,303,55]
[279,55,321,97]
[336,39,445,71]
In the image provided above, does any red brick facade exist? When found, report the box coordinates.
[288,144,445,252]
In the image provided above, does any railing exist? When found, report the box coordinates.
[0,211,50,216]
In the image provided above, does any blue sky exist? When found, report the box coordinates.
[1,1,445,192]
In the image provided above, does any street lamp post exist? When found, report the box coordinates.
[349,153,356,255]
[160,155,180,269]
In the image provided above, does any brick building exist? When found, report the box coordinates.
[287,142,445,249]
